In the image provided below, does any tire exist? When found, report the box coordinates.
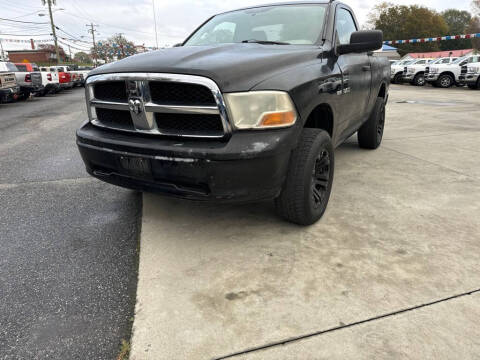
[437,74,454,88]
[358,97,385,149]
[275,129,334,225]
[413,73,425,86]
[393,73,402,84]
[468,84,477,90]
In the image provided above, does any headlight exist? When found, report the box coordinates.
[430,67,437,74]
[469,66,480,73]
[224,91,297,129]
[407,68,415,74]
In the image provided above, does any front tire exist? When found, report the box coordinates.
[437,74,454,88]
[358,97,385,149]
[393,73,403,84]
[413,73,425,86]
[275,129,334,225]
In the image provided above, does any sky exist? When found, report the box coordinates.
[0,0,474,55]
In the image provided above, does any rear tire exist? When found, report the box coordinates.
[437,74,454,88]
[358,97,385,149]
[275,129,334,225]
[393,73,403,84]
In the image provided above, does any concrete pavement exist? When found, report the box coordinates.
[130,85,480,359]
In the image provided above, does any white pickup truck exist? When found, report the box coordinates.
[390,59,413,84]
[0,68,21,103]
[402,58,434,86]
[38,66,61,95]
[426,55,479,88]
[459,56,480,90]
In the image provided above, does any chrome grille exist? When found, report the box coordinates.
[149,81,215,105]
[425,66,430,75]
[461,65,467,75]
[85,73,231,138]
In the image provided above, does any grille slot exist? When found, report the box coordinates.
[149,81,216,105]
[94,81,128,102]
[155,113,223,135]
[96,108,134,130]
[461,65,467,74]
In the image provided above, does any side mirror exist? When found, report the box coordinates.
[337,30,383,55]
[173,43,183,47]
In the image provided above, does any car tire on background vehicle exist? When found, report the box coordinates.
[275,128,334,226]
[437,74,454,88]
[413,73,425,86]
[393,73,402,84]
[358,97,385,150]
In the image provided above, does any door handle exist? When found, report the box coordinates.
[362,65,371,72]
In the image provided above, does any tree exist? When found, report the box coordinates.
[440,10,472,50]
[367,2,449,56]
[91,34,137,62]
[74,51,92,64]
[38,43,67,61]
[467,17,480,49]
[473,0,480,16]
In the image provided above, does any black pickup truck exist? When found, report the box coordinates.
[76,1,389,225]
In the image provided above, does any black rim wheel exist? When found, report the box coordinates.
[311,149,331,209]
[377,104,385,143]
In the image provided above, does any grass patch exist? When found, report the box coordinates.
[117,339,130,360]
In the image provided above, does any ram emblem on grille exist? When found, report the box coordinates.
[128,98,143,114]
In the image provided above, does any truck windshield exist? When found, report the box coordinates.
[452,57,466,64]
[184,4,327,46]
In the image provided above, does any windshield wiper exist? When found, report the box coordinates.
[241,39,290,45]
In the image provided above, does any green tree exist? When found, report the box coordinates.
[91,34,137,62]
[467,17,480,49]
[367,2,449,56]
[73,51,92,64]
[440,9,472,50]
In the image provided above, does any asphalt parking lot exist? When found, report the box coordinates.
[131,85,480,359]
[0,89,141,359]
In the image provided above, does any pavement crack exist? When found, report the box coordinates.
[213,288,480,359]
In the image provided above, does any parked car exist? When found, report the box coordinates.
[390,59,413,84]
[76,66,92,86]
[426,55,478,88]
[52,66,73,89]
[37,66,61,95]
[0,66,21,103]
[458,56,480,90]
[0,61,42,99]
[76,1,389,225]
[424,57,458,80]
[402,58,434,86]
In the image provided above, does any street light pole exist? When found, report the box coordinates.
[44,0,61,64]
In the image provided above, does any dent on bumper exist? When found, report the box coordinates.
[76,123,297,202]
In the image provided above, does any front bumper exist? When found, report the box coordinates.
[402,74,415,81]
[426,74,440,82]
[76,122,297,202]
[463,74,479,85]
[60,82,73,88]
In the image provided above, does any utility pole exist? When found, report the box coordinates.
[68,45,72,62]
[152,0,159,49]
[87,23,99,67]
[0,38,5,61]
[43,0,61,64]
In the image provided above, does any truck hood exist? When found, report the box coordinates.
[88,44,321,92]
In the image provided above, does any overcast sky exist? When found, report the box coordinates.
[0,0,474,54]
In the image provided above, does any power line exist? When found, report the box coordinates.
[0,17,49,24]
[0,33,52,36]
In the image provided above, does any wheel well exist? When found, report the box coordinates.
[304,104,333,138]
[378,83,386,99]
[440,71,455,79]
